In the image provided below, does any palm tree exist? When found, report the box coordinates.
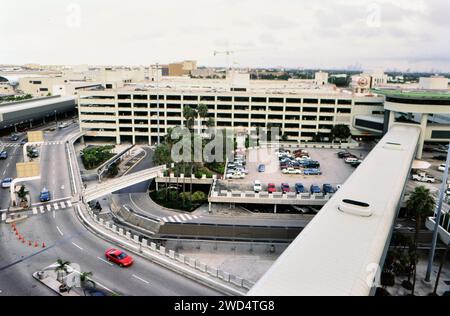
[54,259,71,283]
[197,104,209,135]
[183,106,196,131]
[406,186,435,295]
[79,271,96,292]
[17,185,28,200]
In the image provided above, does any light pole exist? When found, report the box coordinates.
[425,143,450,282]
[54,110,58,126]
[155,62,161,145]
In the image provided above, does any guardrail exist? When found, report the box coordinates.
[426,211,450,245]
[209,189,333,206]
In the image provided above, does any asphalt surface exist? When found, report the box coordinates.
[0,125,221,296]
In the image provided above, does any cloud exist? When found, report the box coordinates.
[0,0,448,72]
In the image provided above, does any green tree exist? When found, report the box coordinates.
[54,259,71,283]
[183,106,196,131]
[79,271,96,289]
[17,185,29,200]
[281,133,289,142]
[206,117,215,128]
[406,186,435,295]
[153,143,172,166]
[331,124,351,142]
[192,191,207,203]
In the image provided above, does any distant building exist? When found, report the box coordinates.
[419,76,449,90]
[164,60,198,77]
[314,71,329,86]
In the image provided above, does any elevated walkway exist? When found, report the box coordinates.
[249,124,422,296]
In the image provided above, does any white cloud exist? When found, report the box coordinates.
[0,0,448,71]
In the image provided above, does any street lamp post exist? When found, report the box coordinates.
[54,110,58,126]
[425,143,450,282]
[156,63,161,145]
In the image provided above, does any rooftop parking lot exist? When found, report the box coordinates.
[218,145,371,193]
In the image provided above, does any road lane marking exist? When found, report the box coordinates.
[32,207,38,215]
[60,202,65,208]
[179,214,186,221]
[185,214,192,220]
[1,213,6,222]
[39,206,45,214]
[67,201,72,207]
[46,204,51,211]
[56,226,64,236]
[132,274,150,284]
[162,217,168,222]
[173,215,181,222]
[167,216,175,223]
[97,257,113,266]
[53,203,59,210]
[53,211,55,219]
[71,242,83,250]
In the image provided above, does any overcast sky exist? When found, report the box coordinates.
[1,0,449,72]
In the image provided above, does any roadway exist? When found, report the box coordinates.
[0,124,221,296]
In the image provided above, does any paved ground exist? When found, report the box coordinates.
[168,240,286,284]
[386,253,449,296]
[220,146,371,192]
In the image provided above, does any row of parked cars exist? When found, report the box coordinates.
[253,180,337,194]
[226,151,248,179]
[337,150,363,168]
[277,149,322,176]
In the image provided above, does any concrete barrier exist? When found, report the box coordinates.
[141,238,148,248]
[150,242,156,251]
[159,246,166,255]
[125,232,131,240]
[168,250,175,259]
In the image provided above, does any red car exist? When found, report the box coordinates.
[105,248,134,267]
[268,183,277,193]
[281,183,290,193]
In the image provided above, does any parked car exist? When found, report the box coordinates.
[1,178,13,188]
[412,172,435,183]
[438,164,446,171]
[226,172,245,179]
[282,167,302,174]
[105,248,134,267]
[303,168,322,175]
[350,160,363,168]
[281,183,290,193]
[253,180,262,193]
[295,183,306,194]
[267,183,277,193]
[234,167,249,174]
[433,155,447,161]
[345,157,359,164]
[39,188,51,202]
[258,164,266,172]
[10,135,19,141]
[301,161,320,168]
[0,151,7,160]
[337,151,350,158]
[323,184,336,194]
[310,184,322,194]
[58,122,69,129]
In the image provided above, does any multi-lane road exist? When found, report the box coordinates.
[0,124,221,296]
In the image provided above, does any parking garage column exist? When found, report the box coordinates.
[416,113,428,159]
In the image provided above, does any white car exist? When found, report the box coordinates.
[254,180,262,193]
[344,157,359,164]
[296,156,311,161]
[438,164,446,172]
[412,173,436,183]
[226,172,245,179]
[282,168,302,174]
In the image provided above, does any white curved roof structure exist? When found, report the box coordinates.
[249,124,421,296]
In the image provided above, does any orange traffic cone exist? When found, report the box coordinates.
[28,240,32,246]
[34,241,38,248]
[22,238,26,243]
[42,242,46,248]
[15,230,19,235]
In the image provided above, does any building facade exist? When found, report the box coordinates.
[78,80,385,145]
